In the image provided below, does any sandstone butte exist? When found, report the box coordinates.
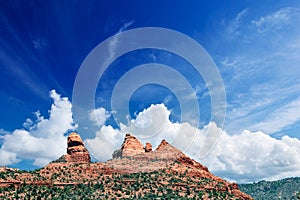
[0,132,253,199]
[63,132,91,163]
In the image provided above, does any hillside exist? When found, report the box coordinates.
[239,177,300,200]
[0,132,252,199]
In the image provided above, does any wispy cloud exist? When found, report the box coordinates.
[0,46,49,99]
[217,5,300,135]
[119,20,135,33]
[225,81,300,134]
[252,7,299,34]
[32,38,47,49]
[220,57,241,68]
[163,95,173,104]
[250,97,300,133]
[226,9,248,38]
[106,20,135,64]
[0,16,65,100]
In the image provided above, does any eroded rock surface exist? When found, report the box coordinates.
[112,133,144,158]
[64,132,91,163]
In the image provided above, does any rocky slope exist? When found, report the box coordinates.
[0,132,253,199]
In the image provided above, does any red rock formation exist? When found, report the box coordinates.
[156,139,169,150]
[64,132,91,163]
[144,142,152,152]
[176,155,208,172]
[113,133,144,158]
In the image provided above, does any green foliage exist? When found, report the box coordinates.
[0,172,6,179]
[239,177,300,200]
[0,166,243,199]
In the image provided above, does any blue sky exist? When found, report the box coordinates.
[1,0,300,182]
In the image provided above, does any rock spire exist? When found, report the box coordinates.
[64,132,91,163]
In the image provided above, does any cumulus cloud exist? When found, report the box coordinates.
[121,104,174,140]
[85,125,124,161]
[86,103,300,183]
[0,90,77,167]
[89,107,111,126]
[120,104,189,149]
[199,127,300,182]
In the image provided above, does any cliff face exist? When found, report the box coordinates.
[63,132,91,163]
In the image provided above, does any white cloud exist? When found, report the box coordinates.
[0,90,77,167]
[89,107,111,126]
[200,128,300,182]
[85,125,124,161]
[0,150,19,166]
[252,7,299,33]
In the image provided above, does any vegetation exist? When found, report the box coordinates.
[0,167,241,199]
[239,177,300,200]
